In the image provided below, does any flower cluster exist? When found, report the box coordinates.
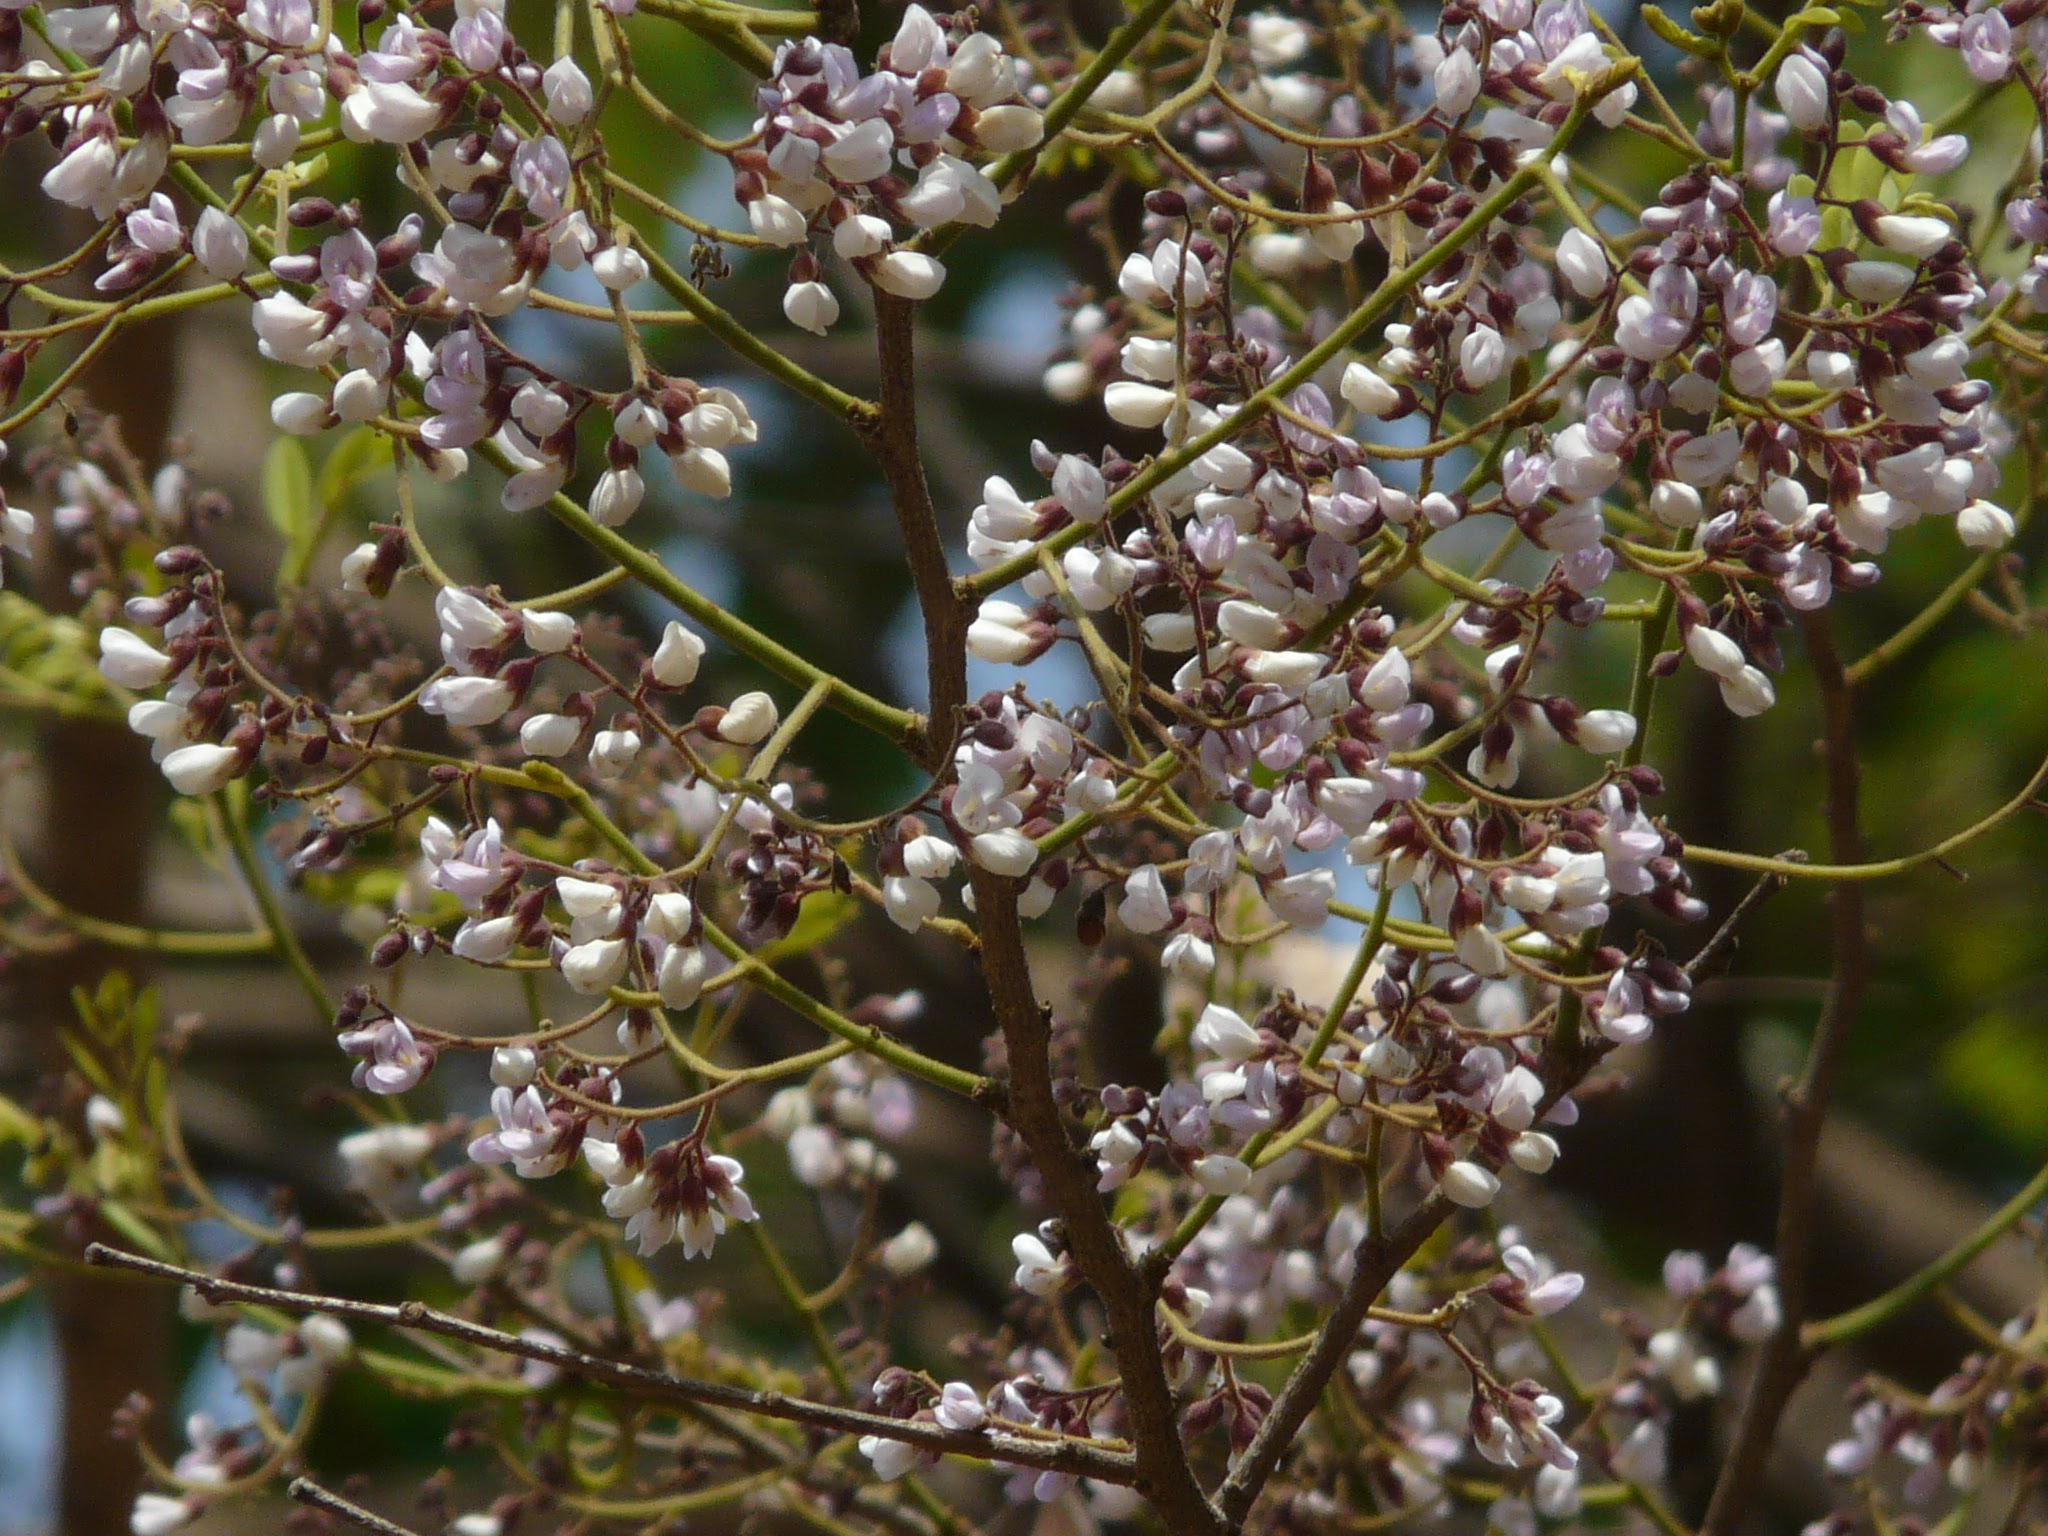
[5,0,2047,1532]
[736,4,1045,323]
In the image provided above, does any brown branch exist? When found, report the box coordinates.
[965,872,1229,1536]
[866,294,969,772]
[1700,609,1870,1536]
[1215,1190,1454,1523]
[84,1244,1135,1485]
[1216,1002,1613,1521]
[288,1479,427,1536]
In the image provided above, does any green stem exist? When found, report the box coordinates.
[215,791,334,1025]
[463,439,921,750]
[1623,529,1693,771]
[1803,1155,2048,1350]
[517,764,989,1101]
[631,238,873,423]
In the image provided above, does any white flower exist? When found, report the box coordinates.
[824,118,894,182]
[934,1380,986,1431]
[1434,48,1480,116]
[415,225,523,314]
[270,392,331,434]
[523,610,578,652]
[878,1221,937,1276]
[1685,625,1746,680]
[542,57,593,124]
[859,1434,929,1481]
[1773,49,1830,133]
[191,208,249,280]
[298,1314,353,1366]
[421,675,514,728]
[1267,868,1335,927]
[562,937,628,995]
[1117,864,1174,933]
[749,194,809,246]
[1340,361,1402,417]
[1103,381,1176,427]
[253,113,301,169]
[490,1046,538,1087]
[520,713,580,757]
[644,892,695,942]
[975,103,1043,152]
[650,621,706,687]
[883,874,940,931]
[1957,499,2015,548]
[250,294,335,366]
[871,251,947,299]
[783,280,839,335]
[162,743,244,797]
[341,79,442,143]
[41,135,118,214]
[1193,1004,1261,1062]
[1192,1155,1252,1195]
[1611,1420,1667,1483]
[592,244,649,292]
[452,915,520,961]
[970,828,1038,877]
[657,943,706,1008]
[967,601,1038,664]
[1575,709,1637,754]
[1556,228,1609,298]
[1460,325,1507,387]
[832,213,892,259]
[338,1123,433,1186]
[98,628,176,688]
[451,1234,507,1284]
[589,466,644,527]
[1729,1281,1782,1341]
[669,445,731,498]
[1719,665,1776,717]
[716,691,778,745]
[130,1493,192,1536]
[1011,1231,1070,1295]
[1440,1160,1500,1208]
[1874,214,1952,259]
[1841,261,1913,305]
[436,587,511,667]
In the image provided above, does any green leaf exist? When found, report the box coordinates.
[316,424,390,513]
[1642,2,1717,53]
[262,436,316,582]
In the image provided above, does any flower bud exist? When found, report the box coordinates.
[1773,49,1830,133]
[716,691,778,745]
[649,621,706,688]
[870,251,946,300]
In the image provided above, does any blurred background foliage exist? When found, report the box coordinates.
[0,0,2045,1530]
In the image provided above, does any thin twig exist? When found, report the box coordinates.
[85,1244,1136,1484]
[868,295,968,771]
[288,1478,426,1536]
[1683,866,1792,982]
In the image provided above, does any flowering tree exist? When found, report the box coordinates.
[2,0,2047,1530]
